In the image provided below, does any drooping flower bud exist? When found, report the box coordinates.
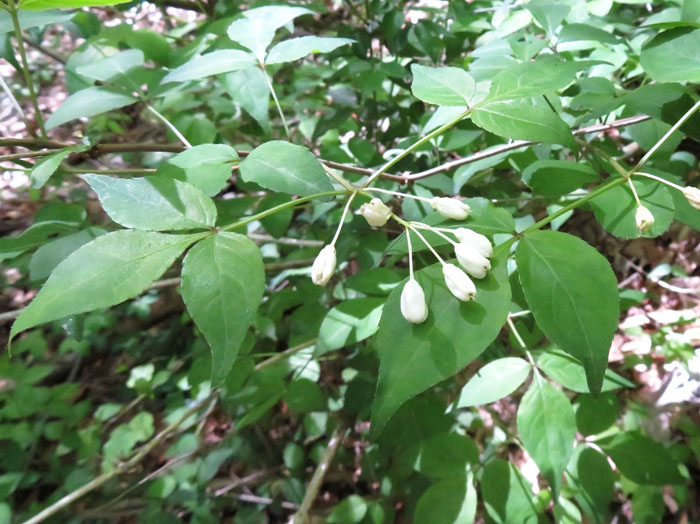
[431,197,471,221]
[453,228,493,258]
[442,263,476,301]
[683,186,700,210]
[455,242,491,279]
[311,245,336,286]
[359,198,391,227]
[400,278,428,324]
[635,206,654,233]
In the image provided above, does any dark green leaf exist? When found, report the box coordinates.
[575,392,619,435]
[239,140,334,196]
[482,459,539,524]
[45,87,136,130]
[180,233,265,386]
[521,160,599,197]
[370,254,511,437]
[327,495,367,524]
[414,473,477,524]
[516,231,619,394]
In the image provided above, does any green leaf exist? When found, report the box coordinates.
[516,231,619,394]
[0,9,73,33]
[222,67,270,133]
[471,98,575,147]
[45,87,136,130]
[316,298,384,356]
[568,446,615,519]
[239,140,333,196]
[482,459,539,524]
[535,348,635,393]
[486,55,595,102]
[575,392,619,435]
[75,49,144,82]
[327,495,367,524]
[410,64,476,106]
[266,36,353,64]
[418,433,478,478]
[157,144,238,197]
[20,0,130,9]
[456,357,531,407]
[600,431,684,485]
[370,253,511,437]
[517,375,575,495]
[29,148,74,188]
[521,160,599,197]
[83,174,217,231]
[590,177,674,238]
[640,27,700,83]
[227,6,313,61]
[10,231,199,342]
[161,50,256,84]
[28,227,105,281]
[526,0,571,34]
[558,23,621,45]
[414,473,477,524]
[180,233,265,386]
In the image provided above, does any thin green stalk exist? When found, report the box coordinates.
[146,105,192,148]
[261,64,290,139]
[221,190,347,232]
[632,98,700,173]
[8,0,46,137]
[520,176,627,236]
[362,109,470,188]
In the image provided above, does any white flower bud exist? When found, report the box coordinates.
[431,197,471,221]
[359,198,391,227]
[311,245,336,286]
[453,228,493,258]
[442,263,476,302]
[683,186,700,210]
[400,278,428,324]
[455,242,491,279]
[635,205,654,233]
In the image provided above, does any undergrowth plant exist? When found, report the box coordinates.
[1,0,700,522]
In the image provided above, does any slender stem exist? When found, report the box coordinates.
[633,99,700,173]
[507,316,538,370]
[331,191,357,245]
[634,171,685,191]
[292,425,345,524]
[410,221,458,246]
[403,220,446,265]
[627,178,642,206]
[254,339,317,371]
[322,164,355,191]
[146,105,192,148]
[406,226,414,279]
[365,186,434,203]
[261,64,290,139]
[8,0,46,137]
[520,176,627,235]
[221,190,346,232]
[362,109,470,187]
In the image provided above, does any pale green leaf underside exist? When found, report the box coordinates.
[0,9,73,33]
[457,357,531,407]
[83,174,217,231]
[516,230,619,394]
[411,64,476,106]
[46,87,136,130]
[266,36,353,64]
[75,49,144,82]
[640,27,700,83]
[162,50,256,84]
[20,0,130,9]
[11,231,200,342]
[180,233,265,385]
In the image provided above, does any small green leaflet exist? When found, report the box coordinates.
[410,64,476,106]
[46,87,136,130]
[516,231,619,394]
[517,374,575,496]
[30,148,79,188]
[471,98,576,147]
[521,159,599,197]
[180,233,265,386]
[222,68,270,133]
[10,231,200,344]
[82,174,217,231]
[457,357,531,407]
[156,144,239,197]
[161,50,256,84]
[266,36,354,65]
[239,140,333,196]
